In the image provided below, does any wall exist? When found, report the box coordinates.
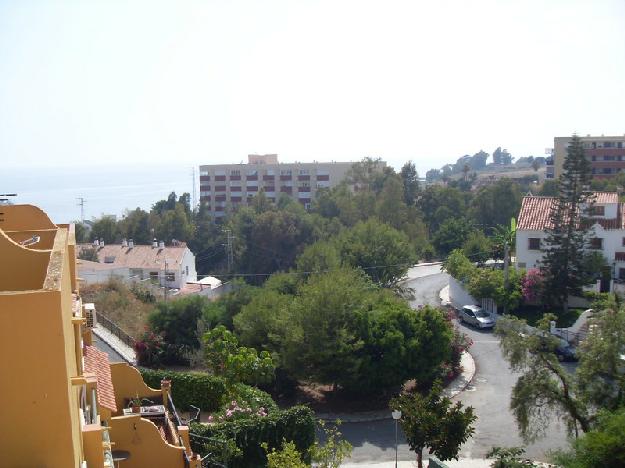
[515,229,544,269]
[0,225,85,468]
[448,277,478,309]
[110,415,186,468]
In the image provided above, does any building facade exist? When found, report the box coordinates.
[516,192,625,280]
[199,154,362,218]
[77,239,197,289]
[0,204,201,467]
[552,135,625,179]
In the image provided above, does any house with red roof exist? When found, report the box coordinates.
[516,191,625,280]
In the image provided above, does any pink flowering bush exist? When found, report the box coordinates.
[521,269,544,303]
[208,400,269,423]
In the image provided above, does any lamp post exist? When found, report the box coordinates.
[391,409,402,468]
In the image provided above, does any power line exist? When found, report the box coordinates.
[77,197,86,223]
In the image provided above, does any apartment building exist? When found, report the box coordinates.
[0,204,201,467]
[551,135,625,179]
[199,154,362,217]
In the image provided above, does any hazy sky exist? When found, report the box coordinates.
[1,0,624,173]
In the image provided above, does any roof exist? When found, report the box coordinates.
[77,244,189,271]
[517,197,557,230]
[84,345,117,412]
[518,194,624,231]
[593,192,619,204]
[77,259,127,271]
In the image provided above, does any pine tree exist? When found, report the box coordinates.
[540,134,593,314]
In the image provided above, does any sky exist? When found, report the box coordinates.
[1,0,625,175]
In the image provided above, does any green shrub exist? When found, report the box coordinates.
[139,368,227,412]
[190,406,316,468]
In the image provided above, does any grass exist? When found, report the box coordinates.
[510,305,583,328]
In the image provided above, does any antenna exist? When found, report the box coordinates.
[77,197,86,223]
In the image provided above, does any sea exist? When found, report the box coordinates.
[1,164,194,224]
[1,158,431,224]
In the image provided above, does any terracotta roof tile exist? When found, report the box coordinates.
[518,193,623,231]
[84,345,117,412]
[77,244,187,271]
[517,197,557,230]
[593,192,619,204]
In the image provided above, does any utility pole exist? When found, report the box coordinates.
[223,229,234,273]
[77,197,86,223]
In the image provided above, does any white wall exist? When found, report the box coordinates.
[78,266,130,285]
[515,229,545,269]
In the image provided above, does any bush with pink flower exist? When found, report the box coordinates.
[521,269,544,303]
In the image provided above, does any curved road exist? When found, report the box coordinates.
[340,266,569,464]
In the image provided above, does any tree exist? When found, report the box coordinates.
[432,218,473,256]
[203,325,275,386]
[462,231,493,265]
[495,315,592,442]
[336,219,415,288]
[540,134,593,314]
[148,295,210,355]
[263,440,308,468]
[487,447,540,467]
[551,408,625,468]
[308,420,353,468]
[391,382,476,468]
[417,186,466,235]
[400,161,420,205]
[90,215,119,244]
[118,208,151,244]
[296,241,341,276]
[470,179,522,231]
[74,222,89,243]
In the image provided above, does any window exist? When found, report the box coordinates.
[165,272,175,282]
[130,268,143,279]
[280,169,292,176]
[604,155,615,161]
[186,266,189,275]
[590,238,603,250]
[230,170,240,176]
[518,262,527,269]
[592,155,597,161]
[591,205,605,216]
[149,271,159,283]
[620,268,625,280]
[603,168,612,174]
[528,238,540,250]
[622,237,625,247]
[200,170,209,176]
[299,169,310,175]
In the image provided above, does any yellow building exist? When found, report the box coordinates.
[0,204,201,468]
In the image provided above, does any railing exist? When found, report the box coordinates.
[97,312,136,349]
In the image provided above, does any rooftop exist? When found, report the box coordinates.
[77,243,188,270]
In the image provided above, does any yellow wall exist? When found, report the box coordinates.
[0,229,51,291]
[110,415,186,468]
[0,214,85,467]
[110,363,161,414]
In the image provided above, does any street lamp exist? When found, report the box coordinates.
[391,409,402,468]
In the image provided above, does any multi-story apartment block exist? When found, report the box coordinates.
[199,154,363,217]
[551,135,625,179]
[0,204,201,467]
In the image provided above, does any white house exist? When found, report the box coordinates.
[77,239,197,289]
[516,191,625,280]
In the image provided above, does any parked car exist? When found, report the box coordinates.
[459,305,495,329]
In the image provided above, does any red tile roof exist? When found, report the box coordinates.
[77,244,188,271]
[593,192,619,204]
[517,197,557,230]
[84,345,117,412]
[518,195,623,231]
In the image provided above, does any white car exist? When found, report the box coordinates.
[459,305,495,329]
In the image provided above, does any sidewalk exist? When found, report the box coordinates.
[92,324,136,364]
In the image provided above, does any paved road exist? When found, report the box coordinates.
[342,268,570,464]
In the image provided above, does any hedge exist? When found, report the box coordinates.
[139,368,227,412]
[189,405,316,468]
